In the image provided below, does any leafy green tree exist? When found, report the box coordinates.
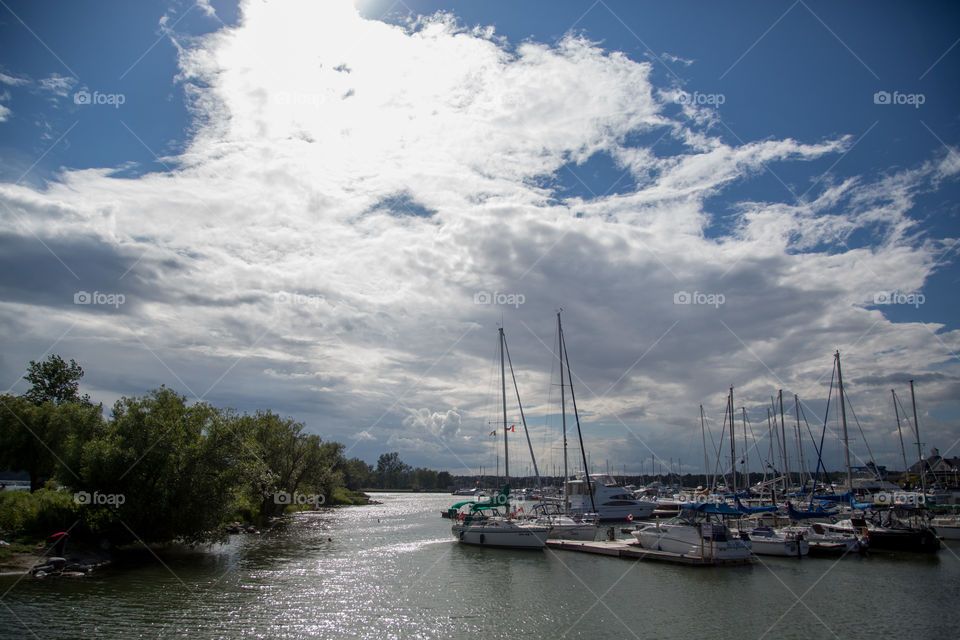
[76,388,248,544]
[245,411,344,520]
[22,355,89,406]
[376,452,411,489]
[341,457,374,490]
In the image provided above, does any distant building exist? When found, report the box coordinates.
[906,447,960,486]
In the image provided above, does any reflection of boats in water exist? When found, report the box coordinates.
[631,503,753,561]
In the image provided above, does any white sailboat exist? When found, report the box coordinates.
[450,328,549,549]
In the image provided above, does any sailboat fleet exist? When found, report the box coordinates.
[446,320,951,561]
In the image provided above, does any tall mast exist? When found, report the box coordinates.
[741,407,749,491]
[503,333,542,496]
[700,404,709,489]
[778,389,789,491]
[794,394,806,489]
[892,390,909,482]
[835,350,853,491]
[728,386,736,493]
[500,327,509,483]
[910,380,926,495]
[558,313,569,510]
[560,315,596,513]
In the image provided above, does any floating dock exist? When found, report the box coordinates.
[545,539,754,566]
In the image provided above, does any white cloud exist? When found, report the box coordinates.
[0,0,957,474]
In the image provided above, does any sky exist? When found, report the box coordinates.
[1,0,959,480]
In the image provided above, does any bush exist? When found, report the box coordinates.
[0,485,79,539]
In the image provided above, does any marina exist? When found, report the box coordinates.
[4,492,957,640]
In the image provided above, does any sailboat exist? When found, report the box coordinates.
[449,328,550,549]
[529,312,598,541]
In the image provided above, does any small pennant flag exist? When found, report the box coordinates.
[626,514,634,521]
[489,430,496,437]
[507,425,515,432]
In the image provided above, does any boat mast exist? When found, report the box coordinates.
[892,390,909,484]
[558,312,569,511]
[778,389,789,491]
[741,407,748,492]
[835,350,853,491]
[794,394,807,489]
[910,380,926,495]
[559,314,596,514]
[728,386,736,493]
[700,404,709,489]
[503,332,543,496]
[500,327,509,485]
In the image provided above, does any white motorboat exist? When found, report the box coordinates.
[631,503,753,561]
[524,502,597,541]
[741,526,808,557]
[566,474,657,521]
[931,516,960,540]
[781,523,867,555]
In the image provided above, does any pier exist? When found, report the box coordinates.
[545,539,755,566]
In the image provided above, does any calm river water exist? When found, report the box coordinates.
[2,492,959,639]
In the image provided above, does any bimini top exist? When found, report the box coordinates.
[680,502,741,516]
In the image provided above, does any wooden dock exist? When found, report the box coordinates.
[545,539,754,567]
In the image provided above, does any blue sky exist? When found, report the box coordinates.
[1,0,958,477]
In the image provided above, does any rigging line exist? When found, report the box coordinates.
[502,333,542,495]
[809,360,836,508]
[841,386,879,477]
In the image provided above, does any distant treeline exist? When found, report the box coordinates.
[0,355,442,545]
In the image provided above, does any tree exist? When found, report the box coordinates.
[77,388,248,543]
[341,457,374,490]
[376,452,411,489]
[22,355,89,406]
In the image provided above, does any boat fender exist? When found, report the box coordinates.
[459,531,464,541]
[479,534,485,544]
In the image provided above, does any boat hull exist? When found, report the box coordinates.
[452,520,550,549]
[632,523,753,560]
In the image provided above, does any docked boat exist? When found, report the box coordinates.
[824,509,940,553]
[449,327,549,550]
[566,474,657,521]
[526,502,596,541]
[931,516,960,540]
[741,526,808,557]
[451,491,550,549]
[780,523,867,556]
[631,502,753,561]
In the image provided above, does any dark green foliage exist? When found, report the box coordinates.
[22,355,89,406]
